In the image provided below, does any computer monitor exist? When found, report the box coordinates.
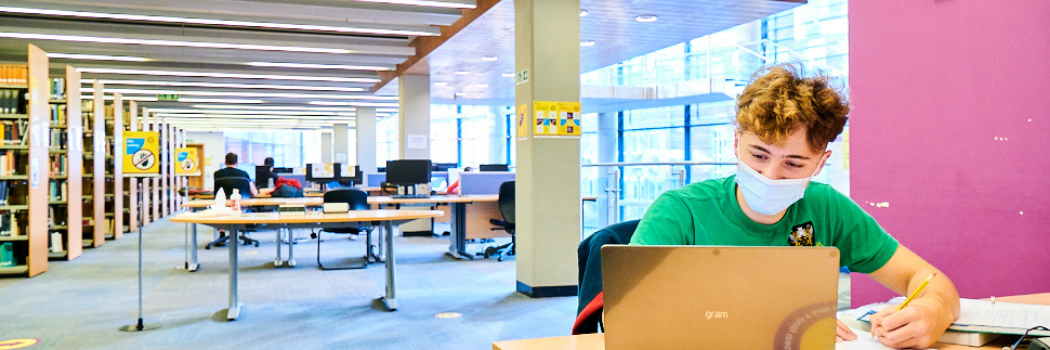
[338,164,361,185]
[432,163,458,171]
[272,167,293,174]
[386,159,431,185]
[479,164,510,172]
[305,163,336,182]
[255,165,275,188]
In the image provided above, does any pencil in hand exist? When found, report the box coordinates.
[871,272,937,339]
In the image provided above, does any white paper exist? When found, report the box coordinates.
[407,134,427,149]
[836,327,925,350]
[851,297,1050,329]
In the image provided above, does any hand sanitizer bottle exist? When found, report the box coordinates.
[214,188,226,209]
[230,189,242,214]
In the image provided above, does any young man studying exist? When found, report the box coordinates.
[629,65,961,349]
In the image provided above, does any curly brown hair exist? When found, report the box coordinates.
[735,64,849,153]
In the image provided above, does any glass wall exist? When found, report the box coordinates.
[223,130,304,168]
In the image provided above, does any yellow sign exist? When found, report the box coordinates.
[174,147,199,175]
[0,338,40,349]
[532,101,582,137]
[123,131,160,175]
[516,103,528,138]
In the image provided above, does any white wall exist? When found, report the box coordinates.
[185,131,225,190]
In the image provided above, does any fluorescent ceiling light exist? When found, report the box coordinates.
[454,71,471,76]
[635,15,658,23]
[0,32,353,54]
[0,6,438,37]
[475,83,489,88]
[177,98,264,103]
[580,10,588,17]
[47,53,149,62]
[247,62,392,71]
[152,108,356,116]
[310,101,351,106]
[434,81,448,87]
[310,101,397,107]
[501,73,514,78]
[103,96,156,101]
[77,68,379,83]
[580,40,595,47]
[350,0,475,9]
[190,105,359,112]
[81,87,395,100]
[95,80,366,92]
[481,55,498,62]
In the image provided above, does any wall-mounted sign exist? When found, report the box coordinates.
[156,94,180,102]
[174,147,199,176]
[532,101,582,137]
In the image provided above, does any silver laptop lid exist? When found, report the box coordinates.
[602,245,840,350]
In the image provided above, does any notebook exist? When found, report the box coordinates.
[602,245,841,350]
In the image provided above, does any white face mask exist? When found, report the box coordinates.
[734,152,825,216]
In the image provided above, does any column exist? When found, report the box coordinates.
[597,112,617,227]
[356,106,378,173]
[488,106,507,165]
[398,74,430,160]
[333,123,349,166]
[514,0,581,298]
[321,132,332,163]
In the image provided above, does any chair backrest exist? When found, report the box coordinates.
[497,181,515,225]
[215,177,252,198]
[573,219,641,335]
[323,189,369,211]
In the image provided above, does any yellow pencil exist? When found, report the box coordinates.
[872,272,937,339]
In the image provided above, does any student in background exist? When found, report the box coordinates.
[445,166,474,194]
[214,153,259,197]
[255,157,279,190]
[629,65,960,349]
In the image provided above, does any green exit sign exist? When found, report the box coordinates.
[157,94,180,101]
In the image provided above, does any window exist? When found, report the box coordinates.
[223,130,304,168]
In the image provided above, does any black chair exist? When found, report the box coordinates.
[312,189,377,270]
[573,219,640,335]
[205,177,259,249]
[485,181,515,261]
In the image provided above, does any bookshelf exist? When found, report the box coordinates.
[103,94,124,239]
[88,81,105,248]
[46,66,83,261]
[0,44,52,277]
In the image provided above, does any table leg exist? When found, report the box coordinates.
[188,223,199,272]
[380,221,398,311]
[227,226,242,321]
[286,228,296,267]
[275,228,283,267]
[446,203,473,260]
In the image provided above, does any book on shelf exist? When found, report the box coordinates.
[0,150,16,176]
[0,180,9,205]
[0,64,28,85]
[82,100,94,128]
[49,232,63,253]
[50,154,66,177]
[0,242,14,267]
[0,120,29,145]
[50,78,65,101]
[50,104,66,125]
[1,89,28,115]
[0,212,19,237]
[48,182,67,202]
[50,130,67,151]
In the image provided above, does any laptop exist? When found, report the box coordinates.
[601,246,840,350]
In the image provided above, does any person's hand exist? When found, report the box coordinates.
[836,319,857,343]
[869,298,944,349]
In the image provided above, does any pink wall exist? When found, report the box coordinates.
[850,0,1050,306]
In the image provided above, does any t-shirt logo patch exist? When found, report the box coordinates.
[788,222,815,247]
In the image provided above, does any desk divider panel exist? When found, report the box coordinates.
[460,172,515,195]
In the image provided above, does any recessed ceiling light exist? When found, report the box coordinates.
[580,40,595,47]
[77,67,379,83]
[47,53,149,62]
[0,32,353,54]
[475,83,489,88]
[454,91,465,96]
[434,81,448,87]
[501,73,514,78]
[0,6,440,36]
[481,55,498,62]
[247,62,393,71]
[94,80,366,92]
[579,10,588,17]
[636,14,658,23]
[454,71,471,76]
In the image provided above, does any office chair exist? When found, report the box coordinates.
[205,177,260,249]
[485,181,515,261]
[572,219,641,335]
[311,189,378,270]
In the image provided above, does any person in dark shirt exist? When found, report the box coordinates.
[214,153,258,196]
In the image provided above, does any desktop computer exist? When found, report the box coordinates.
[383,159,432,198]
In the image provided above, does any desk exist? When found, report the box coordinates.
[369,195,500,260]
[181,198,325,270]
[492,293,1050,350]
[170,210,442,321]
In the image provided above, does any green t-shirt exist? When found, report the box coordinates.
[629,176,898,274]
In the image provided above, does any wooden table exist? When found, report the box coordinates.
[170,210,443,321]
[492,293,1050,350]
[369,195,500,260]
[181,197,325,271]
